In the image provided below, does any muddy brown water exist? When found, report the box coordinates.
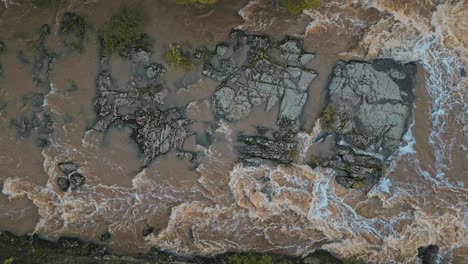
[0,0,467,263]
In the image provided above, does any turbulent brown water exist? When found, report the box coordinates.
[0,0,466,263]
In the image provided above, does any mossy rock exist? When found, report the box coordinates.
[321,104,336,126]
[279,0,320,14]
[165,43,192,67]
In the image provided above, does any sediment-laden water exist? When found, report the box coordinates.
[0,0,466,263]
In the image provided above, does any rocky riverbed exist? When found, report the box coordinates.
[0,0,466,263]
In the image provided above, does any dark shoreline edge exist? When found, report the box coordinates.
[0,231,344,264]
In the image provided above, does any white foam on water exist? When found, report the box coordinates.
[296,119,322,162]
[356,0,467,186]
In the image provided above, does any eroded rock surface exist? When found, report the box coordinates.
[92,45,189,165]
[238,119,299,164]
[203,30,316,125]
[322,60,416,190]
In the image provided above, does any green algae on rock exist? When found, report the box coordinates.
[165,43,192,68]
[279,0,320,14]
[101,7,146,56]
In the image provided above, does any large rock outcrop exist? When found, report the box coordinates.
[203,30,316,125]
[322,59,416,190]
[92,45,189,166]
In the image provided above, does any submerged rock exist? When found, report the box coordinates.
[322,59,416,190]
[203,30,316,124]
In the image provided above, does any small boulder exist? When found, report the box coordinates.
[69,171,86,190]
[56,177,70,192]
[418,245,441,264]
[58,162,78,175]
[99,231,111,241]
[142,226,154,237]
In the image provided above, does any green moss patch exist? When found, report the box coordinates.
[101,7,146,56]
[165,43,192,67]
[279,0,320,14]
[310,155,322,167]
[321,105,336,126]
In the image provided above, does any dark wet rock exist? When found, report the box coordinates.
[142,226,154,237]
[99,231,112,241]
[238,118,298,164]
[203,30,316,124]
[69,171,86,190]
[56,177,70,192]
[461,67,466,77]
[129,109,191,165]
[93,41,188,166]
[58,162,78,175]
[322,59,416,190]
[239,135,297,164]
[418,245,441,264]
